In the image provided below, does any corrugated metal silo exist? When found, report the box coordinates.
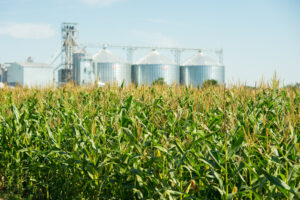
[0,65,6,82]
[79,59,94,85]
[93,49,131,85]
[132,50,179,85]
[180,53,224,86]
[73,50,86,85]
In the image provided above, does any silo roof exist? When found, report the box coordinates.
[183,53,221,66]
[136,50,176,65]
[93,49,125,63]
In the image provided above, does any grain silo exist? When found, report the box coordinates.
[6,58,53,87]
[132,50,179,85]
[72,49,94,85]
[0,64,7,83]
[73,50,86,85]
[93,48,131,85]
[72,57,94,85]
[180,52,224,86]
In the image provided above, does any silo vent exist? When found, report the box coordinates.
[27,57,33,63]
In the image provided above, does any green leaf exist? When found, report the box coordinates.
[154,146,169,155]
[229,130,244,157]
[133,188,143,199]
[261,169,297,195]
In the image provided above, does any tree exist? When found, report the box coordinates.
[202,79,218,87]
[152,77,166,86]
[285,83,300,90]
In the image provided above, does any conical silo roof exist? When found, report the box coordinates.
[183,53,221,66]
[136,50,176,65]
[93,49,125,63]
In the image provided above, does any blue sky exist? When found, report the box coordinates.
[0,0,299,85]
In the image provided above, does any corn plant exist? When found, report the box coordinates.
[0,83,299,199]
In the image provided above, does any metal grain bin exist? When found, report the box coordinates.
[180,53,224,86]
[132,50,179,85]
[73,50,86,85]
[0,65,7,83]
[79,59,94,85]
[93,49,131,85]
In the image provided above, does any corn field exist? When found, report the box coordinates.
[0,82,299,199]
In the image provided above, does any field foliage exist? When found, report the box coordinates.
[0,82,299,199]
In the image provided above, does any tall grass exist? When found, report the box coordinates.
[0,82,299,199]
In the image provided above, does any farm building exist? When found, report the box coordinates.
[7,58,53,87]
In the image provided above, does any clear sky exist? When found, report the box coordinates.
[0,0,299,85]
